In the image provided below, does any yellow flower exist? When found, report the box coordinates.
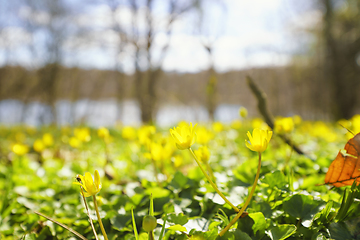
[43,133,54,146]
[239,107,248,118]
[337,119,350,129]
[293,115,302,125]
[170,123,197,150]
[212,122,224,133]
[351,114,360,134]
[138,125,156,148]
[311,121,337,142]
[33,139,45,152]
[15,132,26,142]
[245,128,272,153]
[98,127,110,139]
[251,118,267,129]
[173,155,183,168]
[194,146,210,163]
[74,128,91,142]
[122,126,137,140]
[274,117,294,133]
[73,170,102,197]
[69,137,81,148]
[150,142,163,161]
[12,143,29,156]
[149,140,174,161]
[196,126,213,145]
[231,120,242,130]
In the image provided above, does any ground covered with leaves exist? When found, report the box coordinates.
[1,116,360,240]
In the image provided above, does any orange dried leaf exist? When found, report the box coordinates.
[325,133,360,187]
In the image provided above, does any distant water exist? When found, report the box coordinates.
[0,99,242,127]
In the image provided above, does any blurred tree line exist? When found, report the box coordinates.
[292,0,360,120]
[0,0,359,125]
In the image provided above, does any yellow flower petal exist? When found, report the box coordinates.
[94,170,101,190]
[246,128,272,153]
[170,123,197,150]
[74,170,101,197]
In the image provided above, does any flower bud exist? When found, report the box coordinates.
[142,215,157,232]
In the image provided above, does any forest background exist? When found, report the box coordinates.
[1,0,360,126]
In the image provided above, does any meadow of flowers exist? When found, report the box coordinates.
[1,113,360,240]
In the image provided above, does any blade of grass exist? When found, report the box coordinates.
[158,214,167,240]
[150,193,154,216]
[149,194,155,240]
[131,207,139,240]
[33,210,88,240]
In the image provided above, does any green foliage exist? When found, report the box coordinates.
[267,224,296,240]
[1,121,360,239]
[283,194,325,222]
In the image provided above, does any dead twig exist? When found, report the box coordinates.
[246,76,308,157]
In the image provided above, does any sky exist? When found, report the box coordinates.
[0,0,316,73]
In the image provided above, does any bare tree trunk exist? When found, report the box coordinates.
[206,67,217,121]
[323,0,357,119]
[135,69,158,124]
[129,0,200,124]
[115,71,125,122]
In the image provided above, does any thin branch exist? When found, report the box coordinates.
[246,76,307,157]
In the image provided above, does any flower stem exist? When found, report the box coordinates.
[206,162,215,182]
[81,188,99,240]
[219,152,262,236]
[189,148,239,212]
[93,195,109,240]
[151,158,161,186]
[149,231,155,240]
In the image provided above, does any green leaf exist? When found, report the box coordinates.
[267,224,297,240]
[173,198,192,209]
[335,187,358,222]
[37,225,55,240]
[170,171,188,189]
[111,214,132,231]
[283,194,324,223]
[145,188,170,199]
[167,224,187,232]
[262,170,287,190]
[216,231,234,240]
[316,200,333,224]
[22,233,37,240]
[311,232,327,240]
[139,232,148,240]
[215,209,229,226]
[233,230,252,240]
[208,221,221,230]
[233,159,258,184]
[217,230,252,240]
[204,228,218,240]
[188,167,204,182]
[248,212,266,235]
[131,193,144,206]
[328,222,353,240]
[167,213,188,225]
[250,201,273,218]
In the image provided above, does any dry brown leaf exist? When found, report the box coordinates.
[325,133,360,187]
